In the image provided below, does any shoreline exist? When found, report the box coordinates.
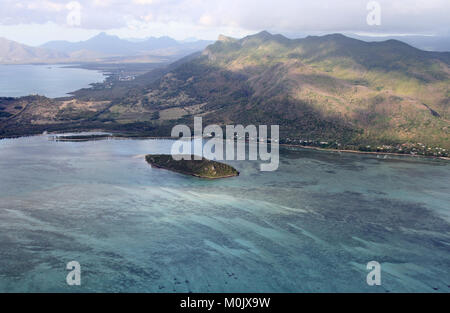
[280,143,450,161]
[1,130,449,161]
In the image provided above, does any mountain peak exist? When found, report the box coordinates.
[240,31,274,42]
[94,32,109,38]
[217,34,237,43]
[251,30,273,40]
[240,31,290,46]
[304,33,352,42]
[90,32,120,41]
[256,30,272,36]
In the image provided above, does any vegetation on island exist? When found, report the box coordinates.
[145,154,239,179]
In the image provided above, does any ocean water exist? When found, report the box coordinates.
[0,64,105,98]
[0,135,449,292]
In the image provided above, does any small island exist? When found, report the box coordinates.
[145,154,239,179]
[50,134,112,142]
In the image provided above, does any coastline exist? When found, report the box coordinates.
[1,130,449,161]
[280,143,450,161]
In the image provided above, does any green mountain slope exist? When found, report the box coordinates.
[119,31,449,152]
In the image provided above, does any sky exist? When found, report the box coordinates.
[0,0,448,46]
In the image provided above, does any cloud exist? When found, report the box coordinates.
[133,0,158,4]
[0,0,448,36]
[198,14,214,27]
[92,0,113,7]
[26,1,65,12]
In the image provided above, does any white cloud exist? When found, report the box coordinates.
[133,0,158,5]
[27,0,65,12]
[199,14,214,26]
[0,0,448,42]
[93,0,113,7]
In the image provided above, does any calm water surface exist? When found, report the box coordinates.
[0,64,105,98]
[0,135,449,292]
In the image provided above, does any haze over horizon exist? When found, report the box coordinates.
[0,0,448,46]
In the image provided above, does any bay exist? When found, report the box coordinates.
[0,64,105,98]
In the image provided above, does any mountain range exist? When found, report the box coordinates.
[350,34,450,52]
[0,37,66,64]
[41,32,212,58]
[0,33,213,64]
[107,31,449,150]
[1,31,449,156]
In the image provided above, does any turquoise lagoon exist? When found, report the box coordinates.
[0,135,449,292]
